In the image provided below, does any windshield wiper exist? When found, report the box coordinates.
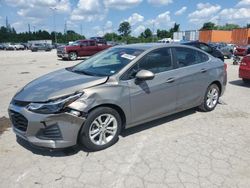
[72,70,95,76]
[66,67,107,77]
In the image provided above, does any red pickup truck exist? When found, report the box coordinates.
[57,40,111,60]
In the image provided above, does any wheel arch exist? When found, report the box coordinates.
[87,103,127,130]
[210,80,222,95]
[77,103,127,146]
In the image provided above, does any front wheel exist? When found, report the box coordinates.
[199,84,220,112]
[79,107,122,151]
[69,52,77,61]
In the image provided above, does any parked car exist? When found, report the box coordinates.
[14,44,25,50]
[208,42,233,59]
[239,54,250,83]
[183,41,225,61]
[57,39,111,60]
[20,43,29,50]
[90,37,107,45]
[5,43,15,50]
[9,44,227,151]
[30,43,52,52]
[0,44,5,50]
[220,46,233,59]
[234,46,250,56]
[246,46,250,56]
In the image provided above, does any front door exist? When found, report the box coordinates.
[124,47,179,125]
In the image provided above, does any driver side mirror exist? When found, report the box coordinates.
[135,70,155,81]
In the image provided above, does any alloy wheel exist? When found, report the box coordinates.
[206,88,219,109]
[89,114,118,146]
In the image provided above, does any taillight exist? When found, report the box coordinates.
[241,57,250,66]
[224,63,227,71]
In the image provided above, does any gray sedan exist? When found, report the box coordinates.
[8,44,227,151]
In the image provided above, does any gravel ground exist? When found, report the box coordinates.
[0,50,250,188]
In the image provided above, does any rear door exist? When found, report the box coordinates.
[88,41,98,55]
[78,41,88,56]
[172,47,211,110]
[123,47,179,124]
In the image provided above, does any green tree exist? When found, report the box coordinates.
[170,23,180,33]
[200,22,217,30]
[141,28,153,38]
[103,32,119,41]
[118,21,131,37]
[246,24,250,28]
[218,23,240,30]
[157,29,170,39]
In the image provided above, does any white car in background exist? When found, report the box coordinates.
[158,38,173,43]
[14,44,25,50]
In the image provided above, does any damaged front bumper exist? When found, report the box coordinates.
[8,103,86,149]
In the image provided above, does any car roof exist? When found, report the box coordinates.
[116,43,172,50]
[181,41,201,45]
[77,39,95,42]
[115,43,201,51]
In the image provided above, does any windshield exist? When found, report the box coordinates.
[70,47,144,76]
[70,41,81,46]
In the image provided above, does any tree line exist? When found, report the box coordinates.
[0,26,84,43]
[0,21,249,44]
[200,22,250,31]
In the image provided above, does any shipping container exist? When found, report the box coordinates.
[199,30,232,43]
[185,30,199,41]
[173,31,199,41]
[173,31,185,41]
[231,28,250,46]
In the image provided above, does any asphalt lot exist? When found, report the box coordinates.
[0,50,250,188]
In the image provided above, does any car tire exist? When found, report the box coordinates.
[79,107,122,151]
[69,52,77,61]
[243,79,250,84]
[199,84,220,112]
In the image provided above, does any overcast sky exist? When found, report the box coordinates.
[0,0,250,37]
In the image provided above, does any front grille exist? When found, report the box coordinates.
[9,110,28,132]
[12,100,30,107]
[36,124,63,140]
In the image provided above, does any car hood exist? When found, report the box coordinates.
[14,68,108,102]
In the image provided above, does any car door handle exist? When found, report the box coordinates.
[166,78,175,83]
[200,68,207,73]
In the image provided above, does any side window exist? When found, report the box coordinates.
[80,42,88,46]
[174,47,208,67]
[196,51,209,63]
[89,41,96,46]
[137,48,173,74]
[199,43,212,53]
[122,48,173,80]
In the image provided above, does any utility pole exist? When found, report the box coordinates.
[64,20,67,42]
[50,7,58,44]
[80,24,83,37]
[152,22,155,42]
[5,16,10,31]
[28,24,31,33]
[64,21,67,35]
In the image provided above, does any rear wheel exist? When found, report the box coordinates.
[69,52,77,61]
[79,107,122,151]
[199,84,220,112]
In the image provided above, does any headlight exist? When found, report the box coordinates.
[27,92,83,114]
